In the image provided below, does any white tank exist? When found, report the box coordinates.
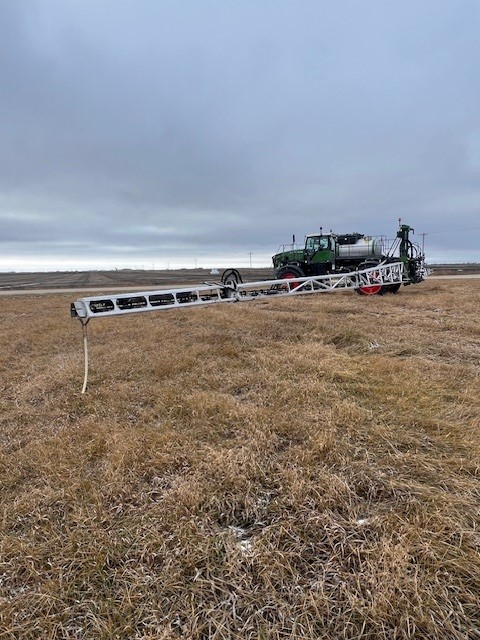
[337,237,383,259]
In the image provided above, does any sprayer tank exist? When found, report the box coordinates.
[337,237,383,259]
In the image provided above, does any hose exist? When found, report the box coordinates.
[81,320,89,394]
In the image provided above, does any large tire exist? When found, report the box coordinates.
[356,261,383,296]
[382,283,401,294]
[356,285,383,296]
[276,265,305,290]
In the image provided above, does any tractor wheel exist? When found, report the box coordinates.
[356,261,382,296]
[377,283,401,295]
[356,284,383,296]
[387,283,401,294]
[276,265,305,290]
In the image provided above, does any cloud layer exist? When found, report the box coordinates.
[1,0,480,269]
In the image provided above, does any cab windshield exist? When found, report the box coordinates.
[306,236,329,252]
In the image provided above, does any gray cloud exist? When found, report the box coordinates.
[1,0,480,269]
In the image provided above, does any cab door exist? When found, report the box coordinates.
[306,236,335,273]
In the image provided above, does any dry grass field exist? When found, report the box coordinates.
[1,279,479,639]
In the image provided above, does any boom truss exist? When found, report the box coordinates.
[71,261,410,321]
[70,261,423,393]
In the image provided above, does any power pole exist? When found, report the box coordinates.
[420,233,427,254]
[248,252,253,268]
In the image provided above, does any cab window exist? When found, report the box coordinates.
[306,236,329,251]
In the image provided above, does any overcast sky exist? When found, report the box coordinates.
[1,0,479,271]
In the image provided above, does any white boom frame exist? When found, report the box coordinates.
[71,261,421,393]
[72,261,408,321]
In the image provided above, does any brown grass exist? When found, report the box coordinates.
[1,280,479,639]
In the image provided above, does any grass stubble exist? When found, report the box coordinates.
[0,280,479,639]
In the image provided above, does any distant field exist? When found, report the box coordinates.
[0,264,478,292]
[0,268,276,291]
[1,279,479,638]
[430,264,480,276]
